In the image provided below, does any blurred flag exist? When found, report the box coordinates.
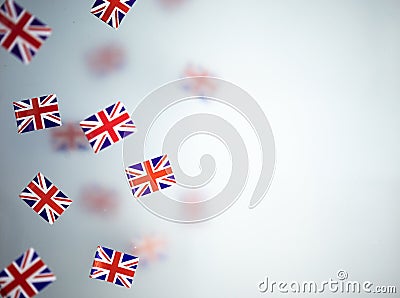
[86,43,126,76]
[157,0,186,9]
[181,64,217,96]
[13,94,61,134]
[80,101,136,154]
[180,193,203,221]
[0,0,52,64]
[130,235,166,266]
[50,122,88,152]
[90,0,137,30]
[0,248,56,297]
[89,246,139,288]
[79,183,119,215]
[125,154,176,197]
[19,172,72,225]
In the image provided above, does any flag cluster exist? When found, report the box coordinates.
[1,0,185,295]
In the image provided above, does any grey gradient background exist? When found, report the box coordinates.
[0,0,399,297]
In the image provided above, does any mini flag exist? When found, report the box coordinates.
[86,43,126,76]
[80,183,119,215]
[13,94,61,134]
[158,0,186,9]
[0,0,52,64]
[0,248,56,298]
[80,101,136,153]
[50,122,88,151]
[125,154,176,198]
[130,235,166,266]
[89,246,139,288]
[90,0,136,30]
[182,64,217,96]
[180,193,204,220]
[19,172,72,225]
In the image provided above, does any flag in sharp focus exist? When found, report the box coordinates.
[90,0,136,30]
[50,122,88,152]
[0,248,56,298]
[19,172,72,225]
[13,94,61,134]
[89,246,139,288]
[80,101,136,154]
[125,154,176,198]
[0,0,52,64]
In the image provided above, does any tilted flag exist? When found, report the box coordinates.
[125,154,176,198]
[50,122,88,152]
[80,183,119,215]
[182,64,217,96]
[0,248,56,298]
[80,101,136,154]
[86,43,126,76]
[90,0,137,30]
[89,246,139,288]
[13,94,61,134]
[19,172,72,225]
[158,0,186,9]
[130,235,166,266]
[0,0,52,64]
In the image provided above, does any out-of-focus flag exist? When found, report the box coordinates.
[182,64,217,96]
[180,194,203,221]
[50,122,88,152]
[19,172,72,225]
[130,235,166,266]
[90,0,137,30]
[0,0,52,64]
[125,154,176,198]
[0,248,56,297]
[89,246,139,288]
[13,94,61,134]
[80,101,136,154]
[157,0,186,9]
[86,43,126,76]
[79,183,119,215]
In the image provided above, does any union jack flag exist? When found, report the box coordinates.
[130,235,166,266]
[13,94,61,134]
[86,43,125,76]
[158,0,186,9]
[182,64,217,96]
[125,154,176,198]
[89,246,139,288]
[0,0,52,64]
[50,122,88,151]
[19,172,72,225]
[90,0,136,30]
[0,248,56,298]
[80,183,119,215]
[80,101,136,154]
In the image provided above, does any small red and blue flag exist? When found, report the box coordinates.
[89,246,139,288]
[0,248,56,298]
[125,154,176,197]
